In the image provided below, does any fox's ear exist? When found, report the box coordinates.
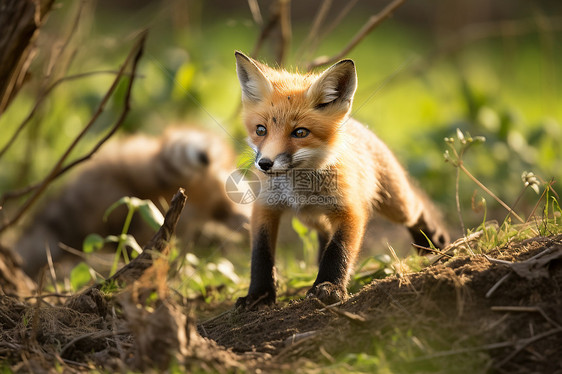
[235,51,273,103]
[307,59,357,112]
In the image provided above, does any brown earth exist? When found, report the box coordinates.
[1,235,561,373]
[201,234,562,373]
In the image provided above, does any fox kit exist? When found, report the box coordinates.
[234,51,449,309]
[17,127,248,276]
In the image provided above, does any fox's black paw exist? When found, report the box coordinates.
[307,281,348,305]
[408,214,450,254]
[235,292,275,311]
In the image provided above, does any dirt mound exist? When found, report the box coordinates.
[0,189,242,372]
[201,235,562,373]
[0,279,242,372]
[1,235,561,372]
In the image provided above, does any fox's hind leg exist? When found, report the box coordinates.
[406,206,449,253]
[376,169,449,253]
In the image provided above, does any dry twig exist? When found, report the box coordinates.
[485,244,562,298]
[319,0,360,43]
[277,0,292,65]
[491,306,562,329]
[485,273,511,299]
[495,327,562,369]
[296,0,333,62]
[247,0,263,26]
[251,1,281,59]
[0,31,147,234]
[64,188,186,318]
[0,70,135,162]
[411,327,562,362]
[308,0,406,70]
[284,330,318,346]
[249,0,292,66]
[100,188,187,287]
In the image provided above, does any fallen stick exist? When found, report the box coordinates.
[65,188,187,312]
[101,188,187,287]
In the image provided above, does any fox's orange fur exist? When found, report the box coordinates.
[16,127,248,276]
[235,51,449,309]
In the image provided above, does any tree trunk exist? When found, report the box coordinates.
[0,0,55,294]
[0,0,54,114]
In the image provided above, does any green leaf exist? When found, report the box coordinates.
[374,254,392,265]
[121,234,143,254]
[172,62,196,100]
[291,217,309,237]
[104,235,120,244]
[83,233,105,253]
[137,200,164,230]
[103,196,130,222]
[70,262,92,291]
[126,196,145,208]
[215,258,240,283]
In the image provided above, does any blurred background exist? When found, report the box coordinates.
[1,0,561,287]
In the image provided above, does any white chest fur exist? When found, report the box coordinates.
[257,169,341,211]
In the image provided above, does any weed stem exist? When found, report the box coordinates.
[459,164,524,223]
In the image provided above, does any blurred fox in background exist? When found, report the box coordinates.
[16,127,249,276]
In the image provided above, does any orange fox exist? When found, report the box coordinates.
[234,51,450,309]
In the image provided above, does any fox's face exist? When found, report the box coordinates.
[235,52,357,173]
[159,128,250,233]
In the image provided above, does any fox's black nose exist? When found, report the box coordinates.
[258,158,274,171]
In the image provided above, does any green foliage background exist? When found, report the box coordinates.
[1,0,561,241]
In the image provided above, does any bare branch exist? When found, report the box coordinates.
[43,0,84,82]
[308,0,406,70]
[0,31,148,234]
[297,0,333,63]
[277,0,292,66]
[0,70,134,162]
[247,0,263,26]
[249,0,291,66]
[320,0,359,42]
[251,2,280,58]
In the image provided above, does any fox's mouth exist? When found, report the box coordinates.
[263,160,303,174]
[261,166,291,175]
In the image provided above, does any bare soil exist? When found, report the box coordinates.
[1,235,561,373]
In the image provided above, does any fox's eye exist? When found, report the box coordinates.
[256,125,267,136]
[292,128,310,138]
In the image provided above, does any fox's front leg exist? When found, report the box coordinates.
[308,211,366,305]
[236,204,281,310]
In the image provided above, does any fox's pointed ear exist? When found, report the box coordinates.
[307,59,357,112]
[235,51,273,103]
